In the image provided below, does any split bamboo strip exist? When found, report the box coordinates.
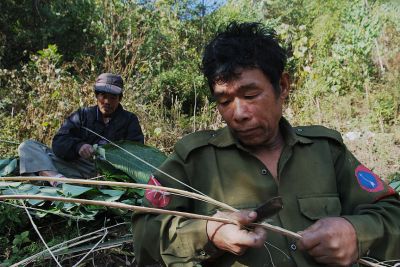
[0,194,301,239]
[1,176,300,239]
[358,259,389,267]
[0,176,236,211]
[11,223,128,266]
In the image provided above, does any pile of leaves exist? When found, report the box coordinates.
[0,141,166,265]
[0,141,166,220]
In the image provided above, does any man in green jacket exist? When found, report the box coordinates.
[133,22,400,266]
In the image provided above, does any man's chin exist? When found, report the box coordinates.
[236,135,264,146]
[240,139,262,147]
[100,108,113,116]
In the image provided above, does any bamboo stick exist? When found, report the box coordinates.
[0,177,300,238]
[358,258,388,267]
[0,194,301,239]
[0,176,236,211]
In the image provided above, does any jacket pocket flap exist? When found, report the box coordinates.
[298,195,341,220]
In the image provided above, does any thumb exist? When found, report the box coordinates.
[234,210,258,225]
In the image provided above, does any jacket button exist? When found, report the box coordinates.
[290,243,297,251]
[199,250,206,256]
[261,169,268,175]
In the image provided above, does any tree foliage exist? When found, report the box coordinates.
[0,0,398,165]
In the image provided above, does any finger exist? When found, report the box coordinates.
[297,230,321,251]
[253,226,267,238]
[230,245,248,256]
[251,226,268,247]
[82,150,92,159]
[312,255,335,266]
[234,227,267,248]
[228,210,257,225]
[306,243,329,258]
[297,220,325,250]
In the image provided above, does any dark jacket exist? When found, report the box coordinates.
[52,104,144,160]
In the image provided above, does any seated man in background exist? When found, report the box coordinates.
[19,73,144,184]
[133,22,400,266]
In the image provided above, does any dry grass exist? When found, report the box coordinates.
[344,130,400,181]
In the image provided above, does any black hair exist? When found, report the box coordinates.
[202,22,287,95]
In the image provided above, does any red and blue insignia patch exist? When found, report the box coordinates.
[355,165,384,193]
[145,175,171,208]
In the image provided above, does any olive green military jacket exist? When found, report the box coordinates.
[133,119,400,267]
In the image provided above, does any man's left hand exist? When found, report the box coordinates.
[297,217,358,266]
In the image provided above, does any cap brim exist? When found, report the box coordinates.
[94,83,122,95]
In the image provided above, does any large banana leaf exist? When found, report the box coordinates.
[94,141,167,185]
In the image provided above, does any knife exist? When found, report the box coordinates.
[254,196,283,222]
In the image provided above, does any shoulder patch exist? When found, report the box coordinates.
[175,130,216,161]
[355,165,384,193]
[294,125,343,143]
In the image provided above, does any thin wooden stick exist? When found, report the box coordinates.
[0,194,301,239]
[19,200,62,267]
[0,177,300,238]
[0,176,236,211]
[358,258,388,267]
[11,223,128,266]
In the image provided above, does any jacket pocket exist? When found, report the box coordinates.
[297,194,342,220]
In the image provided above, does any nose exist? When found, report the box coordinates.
[232,98,250,122]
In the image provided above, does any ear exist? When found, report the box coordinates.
[279,72,290,100]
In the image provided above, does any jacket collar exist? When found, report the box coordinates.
[208,117,312,149]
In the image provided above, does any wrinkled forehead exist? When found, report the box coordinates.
[211,66,270,89]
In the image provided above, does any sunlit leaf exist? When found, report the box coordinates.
[99,189,125,198]
[0,158,18,177]
[390,181,400,193]
[0,182,22,188]
[61,184,93,197]
[95,141,167,184]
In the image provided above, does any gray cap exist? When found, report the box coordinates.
[94,73,123,95]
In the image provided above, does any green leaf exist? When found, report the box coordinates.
[0,158,18,177]
[389,181,400,192]
[95,141,167,184]
[93,195,121,202]
[39,187,61,196]
[61,184,93,197]
[0,182,22,188]
[99,189,125,198]
[2,185,40,195]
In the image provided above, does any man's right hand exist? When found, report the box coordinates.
[206,210,267,255]
[78,144,95,159]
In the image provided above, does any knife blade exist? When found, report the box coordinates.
[254,196,283,222]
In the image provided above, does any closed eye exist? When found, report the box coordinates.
[244,92,260,99]
[218,99,231,106]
